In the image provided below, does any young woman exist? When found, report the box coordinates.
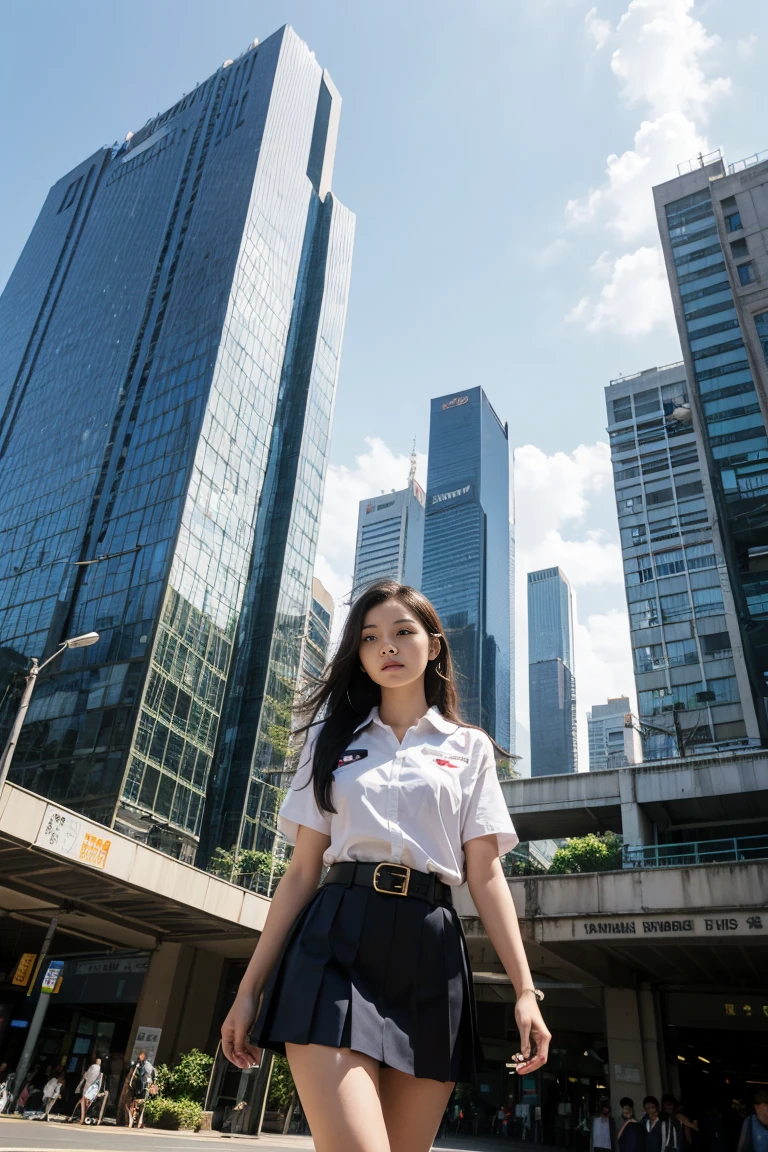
[221,580,551,1152]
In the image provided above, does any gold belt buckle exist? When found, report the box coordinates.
[373,863,410,896]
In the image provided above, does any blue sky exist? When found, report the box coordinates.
[1,0,766,768]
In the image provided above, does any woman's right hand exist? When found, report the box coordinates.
[221,988,263,1069]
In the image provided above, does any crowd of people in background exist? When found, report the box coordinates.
[0,1049,155,1126]
[589,1090,768,1152]
[433,1086,768,1146]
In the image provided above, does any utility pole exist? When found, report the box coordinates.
[11,910,60,1108]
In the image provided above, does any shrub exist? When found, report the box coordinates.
[143,1096,203,1131]
[153,1047,214,1107]
[266,1055,295,1112]
[548,832,623,875]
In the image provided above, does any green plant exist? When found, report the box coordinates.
[154,1048,213,1104]
[208,846,289,885]
[143,1096,203,1131]
[266,1055,296,1112]
[548,832,623,875]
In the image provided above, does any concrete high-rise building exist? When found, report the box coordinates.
[0,27,354,864]
[422,387,513,750]
[528,567,577,776]
[587,697,641,772]
[606,363,750,759]
[352,463,425,596]
[654,152,768,746]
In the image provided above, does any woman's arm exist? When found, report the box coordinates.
[465,836,551,1074]
[221,825,329,1069]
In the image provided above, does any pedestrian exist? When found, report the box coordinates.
[41,1074,65,1120]
[495,1104,506,1136]
[127,1049,157,1128]
[737,1089,768,1152]
[591,1099,618,1152]
[618,1098,644,1152]
[644,1096,663,1152]
[700,1103,728,1152]
[661,1095,698,1149]
[221,580,551,1152]
[76,1056,102,1124]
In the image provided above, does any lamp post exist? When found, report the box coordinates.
[0,631,100,795]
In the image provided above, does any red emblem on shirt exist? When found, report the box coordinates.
[435,758,460,769]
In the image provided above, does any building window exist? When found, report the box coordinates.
[666,639,698,666]
[612,397,633,423]
[725,212,742,233]
[730,238,749,260]
[738,263,755,286]
[755,311,768,366]
[692,586,724,616]
[701,631,731,658]
[654,549,685,578]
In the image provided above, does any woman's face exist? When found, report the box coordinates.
[359,598,439,689]
[622,1105,634,1120]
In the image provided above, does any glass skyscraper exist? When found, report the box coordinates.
[0,26,354,864]
[654,152,768,743]
[422,387,513,750]
[527,567,577,776]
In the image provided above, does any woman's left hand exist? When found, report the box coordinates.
[512,993,551,1074]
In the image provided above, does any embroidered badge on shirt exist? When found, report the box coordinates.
[431,753,469,768]
[337,749,368,767]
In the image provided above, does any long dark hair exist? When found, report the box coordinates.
[297,579,474,816]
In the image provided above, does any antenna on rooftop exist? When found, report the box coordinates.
[408,438,417,484]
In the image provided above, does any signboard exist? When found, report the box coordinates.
[441,395,469,410]
[431,484,472,507]
[614,1063,641,1084]
[538,910,768,943]
[35,806,111,870]
[666,992,768,1033]
[41,960,64,994]
[74,956,149,977]
[131,1026,162,1066]
[12,953,37,987]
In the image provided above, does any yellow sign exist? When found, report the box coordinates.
[12,952,38,987]
[79,832,111,869]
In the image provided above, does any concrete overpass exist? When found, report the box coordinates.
[503,746,768,845]
[0,781,268,1067]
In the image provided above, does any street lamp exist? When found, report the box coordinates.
[0,632,100,794]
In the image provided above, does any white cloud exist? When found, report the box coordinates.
[567,244,676,337]
[514,442,634,772]
[585,6,612,51]
[567,0,732,335]
[565,111,710,243]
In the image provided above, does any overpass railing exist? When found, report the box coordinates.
[623,834,768,870]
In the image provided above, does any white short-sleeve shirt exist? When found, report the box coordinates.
[277,705,518,886]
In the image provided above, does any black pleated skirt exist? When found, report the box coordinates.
[250,879,482,1082]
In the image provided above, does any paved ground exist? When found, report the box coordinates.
[0,1115,547,1151]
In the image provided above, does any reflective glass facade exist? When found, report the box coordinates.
[0,27,354,864]
[654,158,768,742]
[422,388,513,750]
[605,363,749,758]
[527,568,577,776]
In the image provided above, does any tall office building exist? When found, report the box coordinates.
[587,697,641,772]
[606,363,749,758]
[654,152,768,744]
[0,27,354,864]
[352,462,425,596]
[422,388,513,750]
[528,567,577,776]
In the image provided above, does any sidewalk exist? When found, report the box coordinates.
[0,1114,560,1151]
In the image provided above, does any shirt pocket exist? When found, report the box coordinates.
[402,745,464,815]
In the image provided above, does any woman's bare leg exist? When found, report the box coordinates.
[379,1066,455,1152]
[285,1043,390,1152]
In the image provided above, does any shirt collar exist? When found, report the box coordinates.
[352,704,458,736]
